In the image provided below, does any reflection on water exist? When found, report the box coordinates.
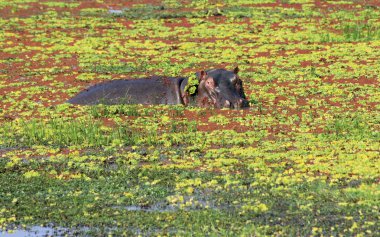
[1,226,68,237]
[113,196,217,213]
[108,9,124,15]
[1,198,217,236]
[113,203,176,212]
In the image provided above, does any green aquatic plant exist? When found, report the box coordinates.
[1,0,380,235]
[342,22,380,42]
[184,74,199,95]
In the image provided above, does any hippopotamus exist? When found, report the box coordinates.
[67,67,249,109]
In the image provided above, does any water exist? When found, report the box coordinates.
[108,8,129,15]
[1,225,175,236]
[113,202,177,213]
[1,226,68,237]
[113,196,218,213]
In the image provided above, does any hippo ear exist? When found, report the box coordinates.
[234,66,239,74]
[199,70,207,80]
[195,71,205,81]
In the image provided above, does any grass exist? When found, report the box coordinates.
[324,114,380,139]
[1,118,139,147]
[343,22,380,42]
[1,0,379,236]
[319,22,380,43]
[1,156,378,235]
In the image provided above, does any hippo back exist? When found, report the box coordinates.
[67,77,186,105]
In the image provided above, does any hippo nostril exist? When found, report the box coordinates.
[242,99,249,107]
[232,98,243,108]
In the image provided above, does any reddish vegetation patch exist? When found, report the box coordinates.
[0,2,46,18]
[76,1,108,10]
[242,2,302,10]
[1,0,379,139]
[365,0,380,7]
[103,0,163,8]
[164,18,195,29]
[300,60,313,67]
[208,15,228,23]
[323,76,378,86]
[314,0,380,11]
[116,18,135,29]
[295,49,314,55]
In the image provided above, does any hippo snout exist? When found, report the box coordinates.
[239,98,250,108]
[224,100,231,108]
[222,98,249,109]
[232,98,249,109]
[235,98,244,108]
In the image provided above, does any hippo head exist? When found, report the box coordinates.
[195,71,219,107]
[195,67,249,109]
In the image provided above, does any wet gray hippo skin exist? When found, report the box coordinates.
[68,68,249,108]
[67,76,186,105]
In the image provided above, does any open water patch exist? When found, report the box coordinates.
[113,195,219,213]
[108,8,129,15]
[1,225,176,236]
[1,226,70,237]
[113,202,176,213]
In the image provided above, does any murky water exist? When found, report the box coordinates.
[108,9,124,15]
[1,225,177,236]
[1,226,69,237]
[1,197,218,236]
[113,196,217,213]
[114,203,177,213]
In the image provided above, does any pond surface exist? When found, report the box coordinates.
[1,226,69,237]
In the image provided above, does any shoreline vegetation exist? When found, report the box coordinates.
[1,0,379,236]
